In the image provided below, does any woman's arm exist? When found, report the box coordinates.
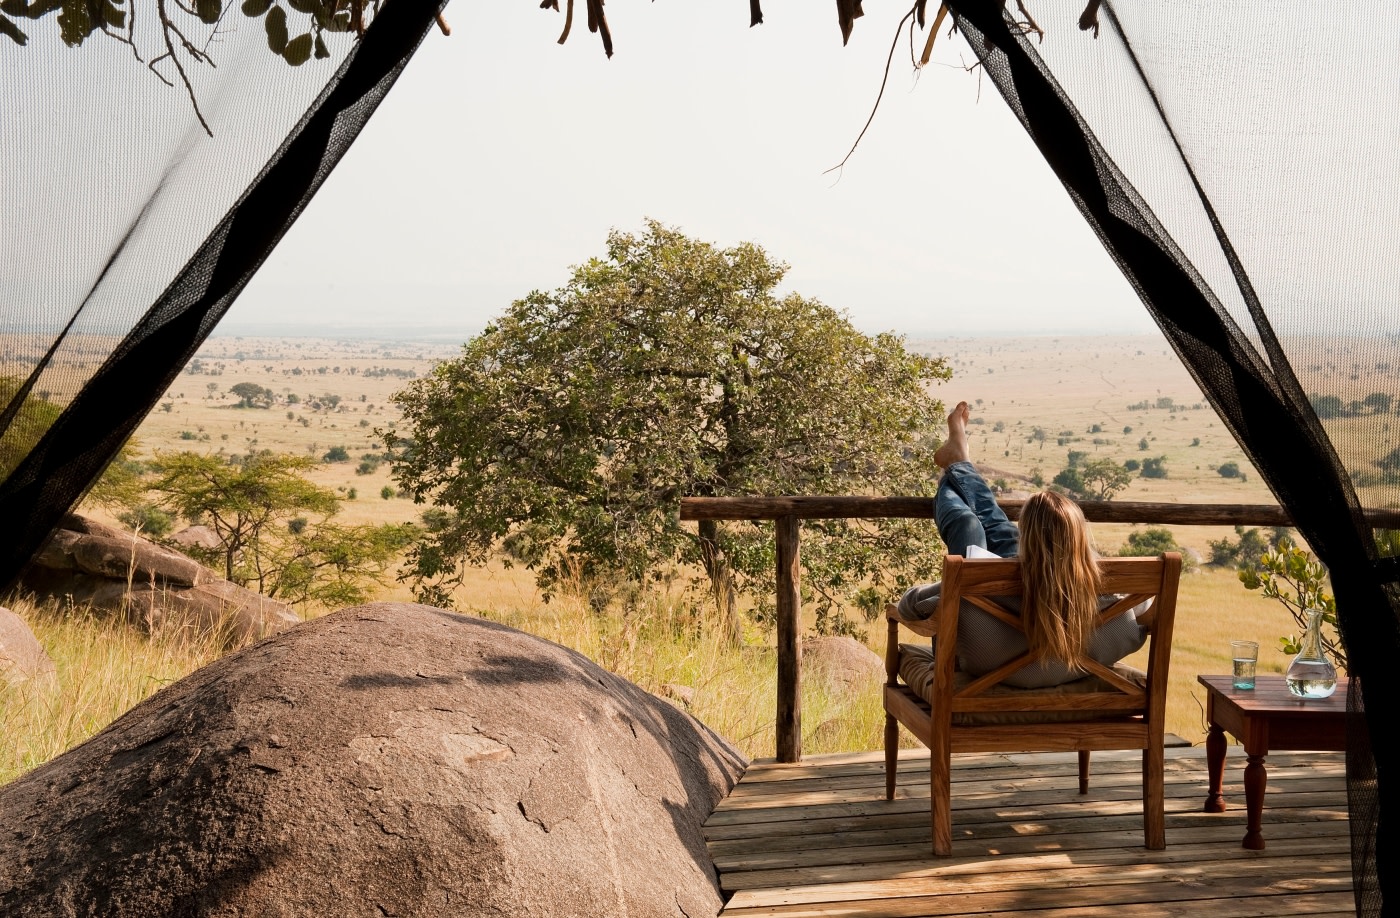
[896,581,942,621]
[1132,597,1158,630]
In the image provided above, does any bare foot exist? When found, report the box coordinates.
[934,401,972,469]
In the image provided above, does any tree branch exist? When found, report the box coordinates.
[153,0,212,136]
[824,3,916,177]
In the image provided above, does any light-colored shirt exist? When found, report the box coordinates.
[895,580,1150,689]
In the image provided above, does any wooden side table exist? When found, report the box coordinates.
[1197,674,1349,850]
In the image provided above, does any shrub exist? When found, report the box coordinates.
[1309,393,1345,419]
[1140,456,1168,478]
[1208,525,1288,568]
[1119,527,1194,570]
[117,504,175,539]
[1218,461,1241,478]
[323,446,350,463]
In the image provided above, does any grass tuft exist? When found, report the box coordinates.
[0,595,231,784]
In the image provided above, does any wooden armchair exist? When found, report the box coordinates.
[883,553,1182,856]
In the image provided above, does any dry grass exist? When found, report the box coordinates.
[445,569,895,760]
[0,596,231,784]
[0,546,1307,786]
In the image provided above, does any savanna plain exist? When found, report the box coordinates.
[1,333,1332,782]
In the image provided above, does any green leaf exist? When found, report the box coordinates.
[321,8,348,31]
[0,12,27,43]
[284,0,313,13]
[282,30,311,64]
[194,0,219,23]
[264,4,286,52]
[57,0,96,46]
[313,31,328,58]
[100,0,123,27]
[241,0,271,15]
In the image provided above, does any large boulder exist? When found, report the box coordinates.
[0,607,55,688]
[18,514,299,645]
[0,604,747,917]
[803,635,884,690]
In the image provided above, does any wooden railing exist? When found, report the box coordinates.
[679,496,1400,762]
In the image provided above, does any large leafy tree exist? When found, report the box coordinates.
[388,221,951,639]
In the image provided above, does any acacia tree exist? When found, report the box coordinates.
[1052,452,1133,501]
[149,450,412,606]
[1077,458,1134,500]
[388,221,952,640]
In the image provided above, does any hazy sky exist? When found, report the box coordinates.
[228,2,1154,340]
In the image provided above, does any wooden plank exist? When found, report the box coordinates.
[705,792,1350,842]
[775,514,801,763]
[725,853,1348,908]
[736,743,1212,783]
[713,750,1344,809]
[731,887,1355,918]
[719,873,1352,917]
[719,830,1349,894]
[711,819,1350,874]
[708,796,1350,853]
[708,773,1347,821]
[681,496,939,521]
[724,752,1213,800]
[679,495,1400,527]
[706,801,1349,857]
[989,900,1356,918]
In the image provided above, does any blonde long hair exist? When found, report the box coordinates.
[1019,490,1102,665]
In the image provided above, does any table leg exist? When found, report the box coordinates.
[1204,725,1226,813]
[1242,753,1267,850]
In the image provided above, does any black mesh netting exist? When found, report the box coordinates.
[940,1,1398,912]
[0,0,444,591]
[2,0,1396,911]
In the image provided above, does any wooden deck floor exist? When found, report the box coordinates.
[705,746,1351,917]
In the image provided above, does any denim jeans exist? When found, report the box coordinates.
[935,461,1019,558]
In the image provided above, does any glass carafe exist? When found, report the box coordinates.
[1285,608,1338,699]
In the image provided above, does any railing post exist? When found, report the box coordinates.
[775,514,801,763]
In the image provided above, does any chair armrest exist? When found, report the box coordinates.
[886,603,937,638]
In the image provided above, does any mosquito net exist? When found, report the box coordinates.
[0,0,445,591]
[1,0,1394,910]
[936,2,1398,912]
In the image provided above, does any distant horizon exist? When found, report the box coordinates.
[209,320,1169,345]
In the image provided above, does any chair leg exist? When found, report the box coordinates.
[1143,742,1165,849]
[931,744,953,856]
[884,714,899,801]
[1078,750,1090,795]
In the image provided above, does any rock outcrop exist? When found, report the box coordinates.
[803,635,884,690]
[0,604,747,917]
[18,514,298,645]
[0,607,55,687]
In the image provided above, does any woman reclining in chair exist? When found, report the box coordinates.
[897,401,1155,688]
